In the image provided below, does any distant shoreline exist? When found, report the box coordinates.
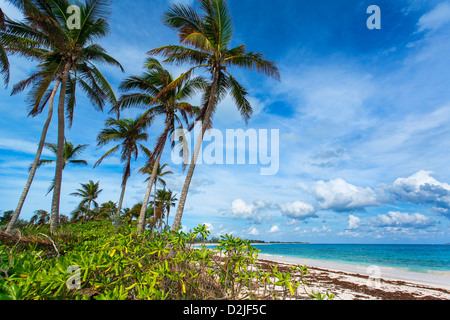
[196,241,450,245]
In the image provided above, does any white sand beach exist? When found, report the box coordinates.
[257,253,450,300]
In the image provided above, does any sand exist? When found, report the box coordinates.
[257,253,450,300]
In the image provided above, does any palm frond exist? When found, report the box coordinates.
[149,45,209,66]
[68,159,88,166]
[31,159,54,171]
[227,74,252,124]
[94,144,119,167]
[224,51,281,81]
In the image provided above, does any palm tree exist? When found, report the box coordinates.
[0,211,13,225]
[150,0,280,230]
[30,209,49,225]
[117,57,203,234]
[155,188,178,229]
[127,202,153,226]
[139,161,173,230]
[4,0,123,234]
[99,201,117,221]
[95,117,149,230]
[70,180,103,214]
[35,140,88,195]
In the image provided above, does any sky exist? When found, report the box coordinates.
[1,0,450,244]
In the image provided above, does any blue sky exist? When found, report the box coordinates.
[1,0,450,243]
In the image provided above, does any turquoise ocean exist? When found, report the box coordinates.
[249,244,450,274]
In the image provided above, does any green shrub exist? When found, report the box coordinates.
[0,221,333,300]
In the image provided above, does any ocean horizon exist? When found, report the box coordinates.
[244,243,450,274]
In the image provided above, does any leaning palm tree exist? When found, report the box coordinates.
[70,180,103,213]
[35,140,88,195]
[95,117,149,230]
[150,0,280,230]
[4,0,123,234]
[117,57,203,234]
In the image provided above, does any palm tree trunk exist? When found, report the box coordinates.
[166,205,170,230]
[171,128,204,231]
[6,80,61,234]
[115,182,126,230]
[153,179,158,228]
[50,61,71,234]
[137,120,171,234]
[87,200,92,220]
[137,147,164,234]
[172,70,220,231]
[115,155,130,231]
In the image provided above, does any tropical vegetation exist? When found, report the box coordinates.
[0,220,333,300]
[0,0,335,302]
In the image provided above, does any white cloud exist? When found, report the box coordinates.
[392,170,450,195]
[231,199,254,216]
[389,171,450,215]
[203,222,214,231]
[248,226,259,236]
[279,201,316,220]
[0,138,52,157]
[231,199,271,222]
[371,211,435,229]
[269,225,280,233]
[311,178,379,212]
[347,215,361,230]
[418,2,450,32]
[338,229,361,238]
[311,225,331,233]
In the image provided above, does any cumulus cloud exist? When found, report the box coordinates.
[347,215,361,230]
[247,226,260,236]
[311,178,379,212]
[231,199,271,223]
[306,171,450,218]
[371,211,435,229]
[203,222,214,231]
[269,225,280,233]
[279,201,316,220]
[388,171,450,216]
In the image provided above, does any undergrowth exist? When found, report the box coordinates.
[0,221,333,300]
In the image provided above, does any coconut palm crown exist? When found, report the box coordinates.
[3,0,123,234]
[149,0,280,230]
